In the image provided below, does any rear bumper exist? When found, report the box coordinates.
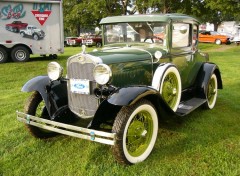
[16,111,116,145]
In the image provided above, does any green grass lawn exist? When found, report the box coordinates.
[1,44,240,175]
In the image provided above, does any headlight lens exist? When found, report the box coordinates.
[47,62,63,81]
[93,64,112,85]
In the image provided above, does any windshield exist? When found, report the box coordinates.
[103,22,167,47]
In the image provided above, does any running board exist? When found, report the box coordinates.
[17,111,116,145]
[176,98,206,116]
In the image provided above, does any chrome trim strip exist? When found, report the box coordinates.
[17,111,115,145]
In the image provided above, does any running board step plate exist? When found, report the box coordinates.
[176,98,206,116]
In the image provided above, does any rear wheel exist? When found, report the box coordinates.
[215,39,222,45]
[24,91,57,138]
[0,47,8,63]
[96,42,102,48]
[112,99,158,164]
[11,46,30,62]
[204,73,218,109]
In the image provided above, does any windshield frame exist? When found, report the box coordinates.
[102,22,168,48]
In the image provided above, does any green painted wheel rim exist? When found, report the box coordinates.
[162,72,179,109]
[207,76,217,105]
[126,110,154,157]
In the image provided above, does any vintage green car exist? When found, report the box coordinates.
[17,14,222,165]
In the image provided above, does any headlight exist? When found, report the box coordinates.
[47,62,63,81]
[93,64,112,85]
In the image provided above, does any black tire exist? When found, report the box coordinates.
[24,91,57,139]
[20,32,25,37]
[49,54,57,59]
[204,73,218,109]
[112,99,158,165]
[96,42,102,48]
[11,46,30,62]
[0,47,8,63]
[13,28,18,33]
[33,34,39,40]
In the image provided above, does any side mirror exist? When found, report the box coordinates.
[95,27,101,35]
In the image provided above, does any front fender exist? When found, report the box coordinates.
[22,76,68,116]
[89,86,174,129]
[107,86,159,106]
[22,76,50,102]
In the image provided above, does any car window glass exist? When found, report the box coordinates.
[193,24,198,46]
[172,23,190,48]
[104,22,167,46]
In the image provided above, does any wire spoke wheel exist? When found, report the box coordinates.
[160,66,181,112]
[112,99,158,164]
[204,73,218,109]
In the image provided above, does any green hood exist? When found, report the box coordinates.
[89,46,167,87]
[89,46,153,64]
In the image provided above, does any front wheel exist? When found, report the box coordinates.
[204,73,218,109]
[24,91,57,138]
[33,34,39,40]
[112,99,158,164]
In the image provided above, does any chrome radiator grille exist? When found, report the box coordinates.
[67,54,101,118]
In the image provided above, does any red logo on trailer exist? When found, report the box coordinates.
[31,11,52,26]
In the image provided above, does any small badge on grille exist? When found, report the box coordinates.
[70,79,90,94]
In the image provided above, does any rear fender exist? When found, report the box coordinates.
[195,63,223,98]
[89,86,174,129]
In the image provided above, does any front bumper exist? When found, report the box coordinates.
[16,111,116,145]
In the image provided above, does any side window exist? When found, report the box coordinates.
[172,23,190,48]
[193,24,198,46]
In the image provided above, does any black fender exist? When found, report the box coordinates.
[195,63,223,99]
[22,76,68,117]
[89,86,174,129]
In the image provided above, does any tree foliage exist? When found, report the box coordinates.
[63,0,240,36]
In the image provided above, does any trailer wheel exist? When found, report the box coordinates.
[11,46,30,62]
[0,47,8,63]
[24,91,57,138]
[112,99,158,164]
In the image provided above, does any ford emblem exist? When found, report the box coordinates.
[74,83,85,89]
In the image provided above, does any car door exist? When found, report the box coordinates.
[171,23,200,89]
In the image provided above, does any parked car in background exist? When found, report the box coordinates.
[82,34,102,47]
[67,36,85,47]
[64,37,78,47]
[5,21,28,33]
[199,31,231,45]
[219,32,234,40]
[17,14,222,165]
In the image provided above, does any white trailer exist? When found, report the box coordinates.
[0,0,64,63]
